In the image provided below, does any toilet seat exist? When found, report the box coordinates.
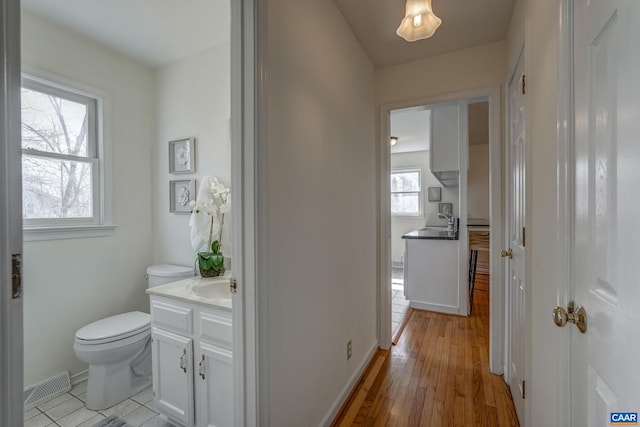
[75,311,151,345]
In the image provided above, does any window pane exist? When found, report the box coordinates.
[391,193,420,215]
[391,171,420,192]
[21,88,89,157]
[22,155,93,219]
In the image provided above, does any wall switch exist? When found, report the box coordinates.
[347,340,352,360]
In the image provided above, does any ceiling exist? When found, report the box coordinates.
[334,0,516,68]
[390,107,430,154]
[21,0,230,68]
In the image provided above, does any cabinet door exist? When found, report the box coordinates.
[152,327,195,427]
[195,342,233,427]
[430,104,460,172]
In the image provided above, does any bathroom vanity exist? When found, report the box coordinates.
[147,276,232,427]
[402,227,461,315]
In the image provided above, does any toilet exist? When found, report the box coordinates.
[73,264,194,410]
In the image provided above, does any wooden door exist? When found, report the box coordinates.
[506,50,526,424]
[569,0,640,425]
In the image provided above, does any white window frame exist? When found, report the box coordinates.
[390,168,423,217]
[21,73,114,241]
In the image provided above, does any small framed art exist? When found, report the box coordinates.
[427,186,442,202]
[169,137,196,174]
[169,179,196,214]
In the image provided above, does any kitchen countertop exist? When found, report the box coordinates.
[402,228,459,240]
[146,274,232,311]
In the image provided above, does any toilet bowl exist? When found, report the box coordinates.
[74,264,194,410]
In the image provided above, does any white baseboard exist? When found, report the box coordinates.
[320,340,379,427]
[70,369,88,387]
[409,300,460,315]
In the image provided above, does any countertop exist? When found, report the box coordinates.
[402,228,459,240]
[146,274,232,311]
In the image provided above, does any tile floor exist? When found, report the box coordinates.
[391,266,410,337]
[23,382,173,427]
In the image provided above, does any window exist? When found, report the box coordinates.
[21,75,112,239]
[391,169,422,216]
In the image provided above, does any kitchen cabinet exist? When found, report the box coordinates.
[404,237,461,315]
[150,296,232,427]
[430,104,461,186]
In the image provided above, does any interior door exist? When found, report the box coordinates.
[569,0,640,425]
[506,50,526,424]
[0,0,23,425]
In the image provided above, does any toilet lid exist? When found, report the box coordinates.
[76,311,150,342]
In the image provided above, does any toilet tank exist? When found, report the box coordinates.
[146,264,195,288]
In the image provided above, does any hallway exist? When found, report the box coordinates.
[333,283,519,426]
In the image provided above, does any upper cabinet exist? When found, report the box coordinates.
[430,104,461,186]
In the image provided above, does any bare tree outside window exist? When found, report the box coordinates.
[21,83,97,221]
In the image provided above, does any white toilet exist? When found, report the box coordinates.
[74,264,194,410]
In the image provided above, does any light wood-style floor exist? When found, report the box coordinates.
[332,278,519,426]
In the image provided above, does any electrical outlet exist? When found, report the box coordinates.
[347,340,352,360]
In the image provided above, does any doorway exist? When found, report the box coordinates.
[378,87,503,374]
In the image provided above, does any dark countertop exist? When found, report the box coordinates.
[402,228,459,241]
[467,218,490,227]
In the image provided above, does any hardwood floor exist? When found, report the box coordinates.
[332,282,519,427]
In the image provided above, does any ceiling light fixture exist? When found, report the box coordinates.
[396,0,442,42]
[390,136,398,146]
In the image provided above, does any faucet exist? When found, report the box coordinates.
[438,212,456,232]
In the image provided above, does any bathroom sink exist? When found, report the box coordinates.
[191,279,231,300]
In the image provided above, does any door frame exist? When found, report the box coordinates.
[0,0,23,425]
[556,0,573,424]
[231,0,263,425]
[377,86,504,374]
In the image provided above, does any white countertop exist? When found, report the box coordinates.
[146,274,233,311]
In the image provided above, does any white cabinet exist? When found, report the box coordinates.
[150,296,232,427]
[405,238,461,314]
[430,104,462,186]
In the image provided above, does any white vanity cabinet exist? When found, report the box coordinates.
[150,296,232,427]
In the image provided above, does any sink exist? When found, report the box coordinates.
[191,279,231,300]
[420,226,448,232]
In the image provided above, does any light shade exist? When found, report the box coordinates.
[396,0,442,42]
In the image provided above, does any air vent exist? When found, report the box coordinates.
[23,371,71,410]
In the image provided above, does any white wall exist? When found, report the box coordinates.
[375,41,507,106]
[21,11,155,386]
[390,151,459,264]
[467,144,490,219]
[152,45,231,267]
[264,0,377,424]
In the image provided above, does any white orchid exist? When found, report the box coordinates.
[188,177,231,259]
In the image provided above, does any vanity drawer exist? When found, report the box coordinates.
[199,310,232,349]
[151,300,193,335]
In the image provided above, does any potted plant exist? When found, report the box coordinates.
[189,177,230,277]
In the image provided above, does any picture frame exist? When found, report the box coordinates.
[439,202,453,216]
[169,179,196,214]
[427,186,442,202]
[169,137,196,174]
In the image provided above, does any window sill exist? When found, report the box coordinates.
[23,224,117,242]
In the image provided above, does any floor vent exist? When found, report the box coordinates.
[23,371,71,410]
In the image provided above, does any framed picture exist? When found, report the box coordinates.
[169,138,196,174]
[427,186,442,202]
[439,202,453,216]
[169,179,196,214]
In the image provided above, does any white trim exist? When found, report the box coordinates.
[556,0,573,425]
[377,85,504,372]
[23,224,117,241]
[409,301,460,315]
[0,0,24,425]
[69,369,89,387]
[319,341,379,427]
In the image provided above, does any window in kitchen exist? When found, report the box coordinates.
[390,169,422,216]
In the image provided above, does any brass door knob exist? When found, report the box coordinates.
[552,301,587,333]
[501,249,513,259]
